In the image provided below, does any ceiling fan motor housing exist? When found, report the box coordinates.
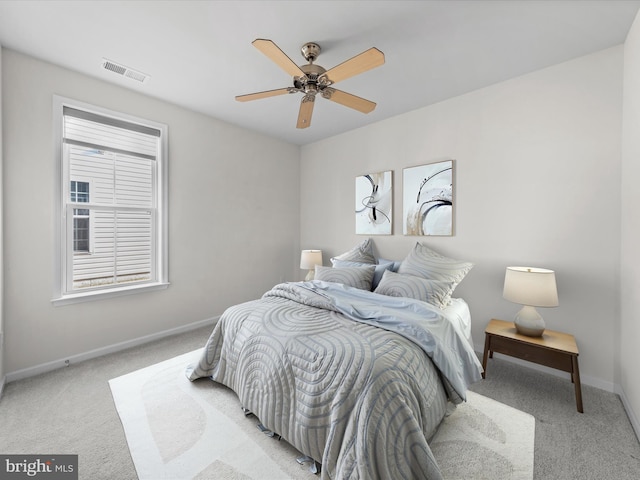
[294,63,329,93]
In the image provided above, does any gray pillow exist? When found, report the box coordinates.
[331,238,376,264]
[330,258,394,290]
[397,242,473,304]
[315,265,376,290]
[374,270,452,309]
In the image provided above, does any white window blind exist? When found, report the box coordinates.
[63,107,160,158]
[54,97,168,304]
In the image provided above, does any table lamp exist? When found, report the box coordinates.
[300,250,322,281]
[503,266,558,337]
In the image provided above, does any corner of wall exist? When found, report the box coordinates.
[617,383,640,442]
[620,5,640,446]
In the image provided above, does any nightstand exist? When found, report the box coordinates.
[482,318,583,413]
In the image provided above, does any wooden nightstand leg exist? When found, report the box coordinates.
[572,355,583,413]
[481,333,491,379]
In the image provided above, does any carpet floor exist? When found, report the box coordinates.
[0,325,639,479]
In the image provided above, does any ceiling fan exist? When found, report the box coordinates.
[236,39,385,129]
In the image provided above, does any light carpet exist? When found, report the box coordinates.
[109,349,535,480]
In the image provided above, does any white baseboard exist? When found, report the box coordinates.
[5,316,218,384]
[617,384,640,442]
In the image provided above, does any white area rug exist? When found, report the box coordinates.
[430,391,535,480]
[109,349,534,480]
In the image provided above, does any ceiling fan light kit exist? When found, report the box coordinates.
[236,39,385,129]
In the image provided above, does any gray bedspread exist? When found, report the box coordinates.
[186,281,483,479]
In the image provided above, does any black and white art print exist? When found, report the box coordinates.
[355,170,392,235]
[403,160,454,236]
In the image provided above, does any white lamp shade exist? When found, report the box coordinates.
[300,250,323,270]
[503,266,559,307]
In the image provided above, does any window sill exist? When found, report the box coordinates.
[51,282,170,306]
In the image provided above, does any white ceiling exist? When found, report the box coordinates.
[0,0,639,146]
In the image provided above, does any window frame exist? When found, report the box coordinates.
[52,96,169,305]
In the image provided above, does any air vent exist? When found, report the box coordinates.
[102,58,150,84]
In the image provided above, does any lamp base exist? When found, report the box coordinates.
[514,305,545,337]
[305,269,315,281]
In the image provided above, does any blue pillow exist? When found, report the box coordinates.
[378,258,402,272]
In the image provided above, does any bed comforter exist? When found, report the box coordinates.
[186,281,483,479]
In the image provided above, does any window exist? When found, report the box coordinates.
[53,96,168,304]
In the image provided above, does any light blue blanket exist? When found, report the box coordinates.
[263,280,484,400]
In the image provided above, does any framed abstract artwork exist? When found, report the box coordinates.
[355,170,392,235]
[403,160,454,236]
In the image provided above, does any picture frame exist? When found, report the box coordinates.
[355,170,393,235]
[402,160,454,236]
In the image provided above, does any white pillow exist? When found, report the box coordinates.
[315,265,375,290]
[374,270,452,309]
[397,242,473,304]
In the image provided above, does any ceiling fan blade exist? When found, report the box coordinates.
[322,88,377,114]
[235,88,292,102]
[252,39,306,78]
[296,95,315,129]
[321,47,384,85]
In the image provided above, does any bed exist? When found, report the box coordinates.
[186,241,483,480]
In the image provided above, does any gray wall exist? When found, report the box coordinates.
[0,45,4,391]
[301,46,623,393]
[2,49,300,374]
[621,11,640,436]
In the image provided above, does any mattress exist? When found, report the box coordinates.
[444,297,473,346]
